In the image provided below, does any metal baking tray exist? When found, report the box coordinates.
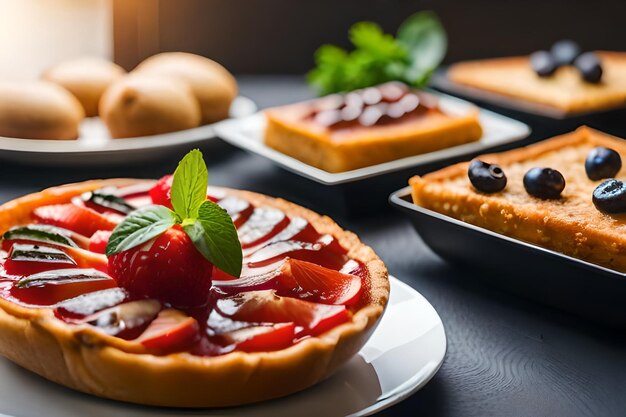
[390,186,626,326]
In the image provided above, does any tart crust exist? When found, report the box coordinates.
[448,52,626,114]
[0,179,389,407]
[410,126,626,272]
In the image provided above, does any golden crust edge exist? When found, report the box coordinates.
[0,179,389,407]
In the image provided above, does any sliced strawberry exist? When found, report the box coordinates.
[149,175,173,209]
[1,225,89,251]
[108,225,214,307]
[214,258,362,305]
[227,322,295,352]
[4,243,78,277]
[10,268,116,306]
[246,234,348,271]
[80,299,161,339]
[237,208,290,248]
[32,204,117,237]
[275,258,362,305]
[55,287,128,320]
[88,230,112,254]
[137,309,200,353]
[215,290,350,337]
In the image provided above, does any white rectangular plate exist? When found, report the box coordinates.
[214,92,531,185]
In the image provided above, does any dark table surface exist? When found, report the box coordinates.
[2,76,625,417]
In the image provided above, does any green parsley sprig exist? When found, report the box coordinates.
[105,150,242,277]
[307,11,447,95]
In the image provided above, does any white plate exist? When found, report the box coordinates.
[0,96,257,167]
[214,92,530,185]
[0,276,445,417]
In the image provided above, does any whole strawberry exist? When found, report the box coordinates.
[108,225,213,307]
[106,150,242,308]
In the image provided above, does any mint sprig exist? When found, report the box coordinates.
[307,11,447,95]
[171,149,207,219]
[105,149,243,277]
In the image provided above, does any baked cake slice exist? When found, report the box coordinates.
[264,82,482,173]
[448,52,626,114]
[410,126,626,271]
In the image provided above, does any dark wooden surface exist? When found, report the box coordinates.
[2,77,626,416]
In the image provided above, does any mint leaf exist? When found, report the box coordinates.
[307,11,446,94]
[350,22,407,62]
[183,200,242,277]
[397,11,447,85]
[171,149,208,219]
[105,205,177,256]
[307,45,350,96]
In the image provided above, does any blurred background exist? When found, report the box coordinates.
[1,0,625,80]
[112,0,626,73]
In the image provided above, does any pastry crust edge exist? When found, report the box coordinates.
[0,179,389,408]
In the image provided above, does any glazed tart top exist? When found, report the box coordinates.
[0,182,378,357]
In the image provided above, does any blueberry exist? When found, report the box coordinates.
[530,51,558,77]
[550,40,581,66]
[523,167,566,199]
[592,179,626,213]
[468,160,507,193]
[585,147,622,180]
[574,52,603,83]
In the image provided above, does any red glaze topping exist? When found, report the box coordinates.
[0,182,368,357]
[307,81,438,129]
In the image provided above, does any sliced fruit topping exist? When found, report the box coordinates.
[33,203,118,237]
[136,309,200,353]
[238,207,289,248]
[2,224,80,250]
[206,310,296,352]
[81,299,161,338]
[4,244,77,276]
[214,258,362,305]
[55,287,128,319]
[88,230,112,254]
[15,268,111,288]
[82,190,136,215]
[106,150,242,307]
[277,258,361,305]
[242,217,316,256]
[109,225,214,307]
[215,290,350,337]
[149,174,173,209]
[246,234,348,270]
[223,322,296,352]
[10,268,116,306]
